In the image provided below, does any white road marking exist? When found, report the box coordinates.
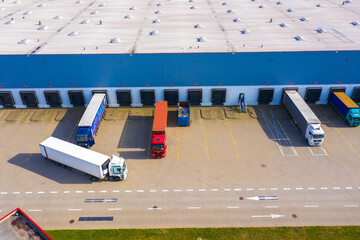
[296,188,303,190]
[125,190,132,193]
[258,188,266,191]
[227,206,239,209]
[149,190,157,193]
[345,187,353,190]
[246,188,254,191]
[108,208,122,211]
[13,192,20,194]
[320,187,328,190]
[283,188,291,190]
[25,192,32,194]
[28,209,42,212]
[38,191,45,194]
[64,191,70,194]
[112,190,119,193]
[270,188,278,190]
[1,192,8,194]
[50,191,58,194]
[199,189,206,192]
[186,189,194,192]
[100,190,107,193]
[252,214,284,218]
[224,189,231,191]
[68,209,82,211]
[305,205,319,208]
[265,206,279,208]
[358,187,360,189]
[137,190,144,193]
[211,189,218,192]
[344,205,359,207]
[75,191,82,193]
[88,191,95,193]
[148,207,162,210]
[308,187,315,190]
[333,187,341,190]
[162,190,169,192]
[247,196,279,201]
[187,207,201,209]
[174,189,181,192]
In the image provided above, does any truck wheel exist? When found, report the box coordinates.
[114,176,121,181]
[91,176,98,182]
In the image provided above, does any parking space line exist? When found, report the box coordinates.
[177,127,180,160]
[226,119,240,160]
[66,120,79,142]
[201,119,210,160]
[0,119,30,159]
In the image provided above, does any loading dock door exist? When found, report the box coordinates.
[68,91,85,107]
[281,87,298,103]
[351,87,360,104]
[92,90,108,105]
[188,89,202,105]
[44,91,62,107]
[327,87,346,102]
[116,90,132,106]
[211,89,226,105]
[305,87,322,103]
[140,90,155,106]
[0,92,15,108]
[258,88,274,104]
[20,91,38,108]
[164,89,179,106]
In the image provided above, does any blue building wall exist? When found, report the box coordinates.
[0,51,359,89]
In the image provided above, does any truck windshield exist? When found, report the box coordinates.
[313,135,324,139]
[77,136,88,142]
[152,144,164,150]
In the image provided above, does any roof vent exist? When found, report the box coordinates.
[54,15,63,19]
[149,30,159,35]
[276,1,283,5]
[197,36,207,42]
[294,35,305,41]
[12,1,20,4]
[155,10,162,14]
[316,4,324,7]
[287,8,295,12]
[130,6,136,10]
[233,18,241,22]
[345,0,351,3]
[157,3,163,6]
[153,18,160,23]
[91,11,98,15]
[299,17,308,21]
[316,27,327,33]
[23,11,32,15]
[38,3,45,7]
[227,9,234,13]
[222,2,228,5]
[5,19,15,24]
[190,6,196,9]
[258,5,265,8]
[68,31,79,36]
[37,25,48,30]
[251,0,258,2]
[124,14,132,19]
[279,23,289,27]
[18,39,30,44]
[99,3,106,7]
[189,0,195,2]
[351,21,359,26]
[76,0,83,4]
[0,7,5,11]
[81,19,90,24]
[240,29,250,34]
[110,37,120,43]
[194,23,202,28]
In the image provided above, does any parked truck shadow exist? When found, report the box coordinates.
[309,104,349,128]
[8,153,92,184]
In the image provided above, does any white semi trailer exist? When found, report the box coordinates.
[283,90,325,146]
[39,137,127,182]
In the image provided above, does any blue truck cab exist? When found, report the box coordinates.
[178,101,190,127]
[76,94,106,148]
[330,92,360,127]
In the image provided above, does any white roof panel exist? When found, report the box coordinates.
[0,0,359,54]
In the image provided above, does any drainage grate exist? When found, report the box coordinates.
[78,217,113,221]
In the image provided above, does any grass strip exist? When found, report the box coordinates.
[46,226,360,240]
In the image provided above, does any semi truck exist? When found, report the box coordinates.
[76,93,106,148]
[178,101,190,126]
[39,137,128,182]
[329,92,360,127]
[151,101,168,158]
[283,90,325,146]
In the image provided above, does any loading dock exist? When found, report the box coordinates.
[44,91,62,107]
[305,87,322,103]
[68,90,85,107]
[164,89,179,106]
[351,87,360,104]
[327,87,346,102]
[281,87,298,102]
[116,90,132,106]
[20,91,38,108]
[258,88,274,104]
[140,90,155,106]
[188,89,202,105]
[92,90,108,105]
[211,89,226,105]
[0,91,15,108]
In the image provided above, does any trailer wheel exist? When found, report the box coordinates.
[91,176,98,182]
[114,176,121,181]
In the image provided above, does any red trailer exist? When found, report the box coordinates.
[151,101,168,158]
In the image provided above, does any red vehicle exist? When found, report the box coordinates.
[151,101,168,158]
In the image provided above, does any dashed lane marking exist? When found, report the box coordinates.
[227,206,239,209]
[344,205,359,207]
[75,191,82,193]
[333,187,341,190]
[50,191,57,194]
[174,189,181,192]
[1,192,8,194]
[100,190,107,193]
[246,188,254,191]
[149,190,157,193]
[186,189,194,192]
[296,188,303,190]
[211,189,218,192]
[201,119,210,160]
[224,189,231,191]
[68,209,82,211]
[64,191,70,194]
[88,191,95,193]
[113,190,119,193]
[270,188,278,191]
[118,119,129,153]
[13,192,20,194]
[305,205,319,208]
[137,190,144,193]
[148,207,162,210]
[226,119,240,160]
[345,187,353,190]
[28,209,42,212]
[283,188,291,190]
[108,208,122,211]
[265,206,279,208]
[125,190,132,193]
[25,192,32,194]
[308,187,316,190]
[258,188,266,191]
[162,190,169,192]
[199,189,206,192]
[321,187,328,190]
[187,207,201,210]
[37,191,45,194]
[234,188,242,191]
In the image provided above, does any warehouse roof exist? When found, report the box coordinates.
[0,0,360,54]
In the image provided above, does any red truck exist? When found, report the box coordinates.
[151,101,168,158]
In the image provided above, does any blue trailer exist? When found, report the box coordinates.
[76,94,106,148]
[330,92,360,127]
[178,101,190,127]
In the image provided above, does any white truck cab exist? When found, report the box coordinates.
[305,123,325,146]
